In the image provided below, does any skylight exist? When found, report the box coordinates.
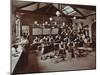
[62,6,76,15]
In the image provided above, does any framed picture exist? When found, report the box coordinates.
[22,26,29,35]
[11,0,96,74]
[43,28,51,35]
[32,28,42,35]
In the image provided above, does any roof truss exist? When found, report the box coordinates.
[16,2,96,19]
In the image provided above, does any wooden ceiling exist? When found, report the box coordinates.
[15,1,96,19]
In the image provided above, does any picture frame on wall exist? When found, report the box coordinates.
[11,0,96,74]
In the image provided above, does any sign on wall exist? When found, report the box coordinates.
[43,28,50,35]
[22,26,29,34]
[52,28,58,34]
[32,28,42,35]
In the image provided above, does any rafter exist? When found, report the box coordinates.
[16,9,85,19]
[16,3,86,19]
[71,6,85,17]
[46,4,52,12]
[17,2,36,9]
[32,4,49,13]
[69,5,96,11]
[37,3,40,9]
[16,9,33,14]
[60,4,63,10]
[52,4,86,19]
[58,4,60,10]
[85,13,96,17]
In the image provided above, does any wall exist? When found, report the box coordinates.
[75,15,96,43]
[20,13,71,25]
[18,13,71,36]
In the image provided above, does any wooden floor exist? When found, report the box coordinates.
[12,50,96,74]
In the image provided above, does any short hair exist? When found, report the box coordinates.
[23,35,27,39]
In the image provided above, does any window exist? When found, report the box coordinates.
[62,6,76,15]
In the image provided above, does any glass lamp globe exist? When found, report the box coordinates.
[56,11,61,17]
[34,21,38,24]
[49,17,53,21]
[73,16,76,20]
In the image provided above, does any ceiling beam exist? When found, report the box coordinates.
[61,4,63,10]
[16,9,85,19]
[70,5,96,11]
[85,13,96,17]
[58,4,60,10]
[51,4,66,16]
[17,2,36,9]
[32,4,49,13]
[51,4,86,19]
[71,6,85,17]
[45,4,52,12]
[16,10,33,14]
[37,3,40,9]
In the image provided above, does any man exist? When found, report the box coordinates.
[59,41,66,61]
